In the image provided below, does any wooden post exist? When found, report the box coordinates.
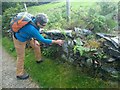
[66,0,70,22]
[24,3,27,12]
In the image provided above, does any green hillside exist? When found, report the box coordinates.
[28,2,98,30]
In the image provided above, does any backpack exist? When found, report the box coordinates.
[10,12,36,32]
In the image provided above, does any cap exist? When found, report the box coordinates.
[35,13,48,25]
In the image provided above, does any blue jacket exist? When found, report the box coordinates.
[15,23,52,44]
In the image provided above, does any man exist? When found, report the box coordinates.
[13,13,64,80]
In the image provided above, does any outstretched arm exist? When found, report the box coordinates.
[30,26,64,46]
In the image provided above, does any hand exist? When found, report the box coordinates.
[34,40,40,46]
[56,40,64,46]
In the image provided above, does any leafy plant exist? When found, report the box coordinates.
[74,45,90,56]
[41,44,61,59]
[97,2,117,16]
[2,3,23,37]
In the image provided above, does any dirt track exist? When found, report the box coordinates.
[1,45,39,88]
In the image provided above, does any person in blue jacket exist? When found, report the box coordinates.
[13,13,64,80]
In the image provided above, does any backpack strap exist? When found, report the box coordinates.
[10,12,33,32]
[14,21,39,40]
[17,12,27,24]
[29,21,39,30]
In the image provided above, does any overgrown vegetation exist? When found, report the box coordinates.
[2,2,118,37]
[0,15,2,39]
[2,37,118,88]
[2,1,119,88]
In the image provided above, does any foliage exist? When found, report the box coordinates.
[26,2,51,7]
[2,2,118,59]
[66,2,117,32]
[0,3,1,15]
[41,44,60,58]
[0,15,1,29]
[47,12,65,29]
[73,36,106,61]
[2,3,23,37]
[89,14,106,31]
[2,37,117,88]
[0,15,1,39]
[97,2,117,16]
[85,9,116,32]
[2,2,118,38]
[2,2,24,13]
[74,45,90,56]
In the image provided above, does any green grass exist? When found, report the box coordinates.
[28,1,96,16]
[2,37,118,88]
[0,15,1,24]
[0,38,1,42]
[0,15,2,39]
[27,1,98,30]
[2,37,16,57]
[28,2,66,16]
[71,1,96,10]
